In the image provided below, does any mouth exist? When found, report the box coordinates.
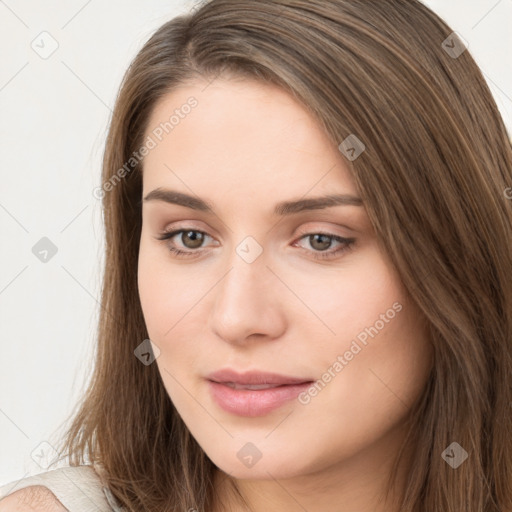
[206,369,315,417]
[207,368,314,386]
[221,382,299,390]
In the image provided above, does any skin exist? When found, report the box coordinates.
[0,486,67,511]
[137,76,433,512]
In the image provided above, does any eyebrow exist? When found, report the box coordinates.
[142,188,363,215]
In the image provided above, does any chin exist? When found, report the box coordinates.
[205,441,313,481]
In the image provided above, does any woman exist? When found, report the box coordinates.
[1,0,511,510]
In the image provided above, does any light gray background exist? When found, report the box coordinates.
[1,0,511,484]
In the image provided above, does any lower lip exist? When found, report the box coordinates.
[207,380,313,417]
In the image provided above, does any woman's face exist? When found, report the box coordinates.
[137,77,433,485]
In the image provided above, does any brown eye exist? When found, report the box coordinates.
[156,228,213,258]
[294,231,356,261]
[180,230,205,249]
[308,234,333,251]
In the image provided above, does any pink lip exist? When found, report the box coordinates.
[206,369,314,417]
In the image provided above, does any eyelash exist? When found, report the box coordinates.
[155,228,356,261]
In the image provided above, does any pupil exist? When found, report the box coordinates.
[311,234,331,251]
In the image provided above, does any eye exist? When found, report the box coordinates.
[155,228,355,261]
[292,231,356,260]
[155,228,215,258]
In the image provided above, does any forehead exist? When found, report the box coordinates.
[141,77,360,211]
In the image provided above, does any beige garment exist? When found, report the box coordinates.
[0,465,123,511]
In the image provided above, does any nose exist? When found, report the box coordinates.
[208,250,287,346]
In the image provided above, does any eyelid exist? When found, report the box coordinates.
[160,220,353,240]
[293,223,354,239]
[159,222,348,241]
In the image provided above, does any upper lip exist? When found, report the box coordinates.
[207,368,314,386]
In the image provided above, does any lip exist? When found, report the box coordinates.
[207,368,313,386]
[206,368,314,417]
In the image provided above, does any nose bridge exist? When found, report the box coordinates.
[216,240,269,312]
[219,231,268,293]
[208,235,286,342]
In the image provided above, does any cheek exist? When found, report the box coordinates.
[294,247,433,419]
[137,242,207,340]
[137,246,205,409]
[306,292,432,439]
[292,289,432,470]
[137,241,222,402]
[285,247,401,343]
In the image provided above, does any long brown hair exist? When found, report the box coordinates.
[54,1,512,510]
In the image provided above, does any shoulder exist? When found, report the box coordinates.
[0,465,118,511]
[0,484,67,511]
